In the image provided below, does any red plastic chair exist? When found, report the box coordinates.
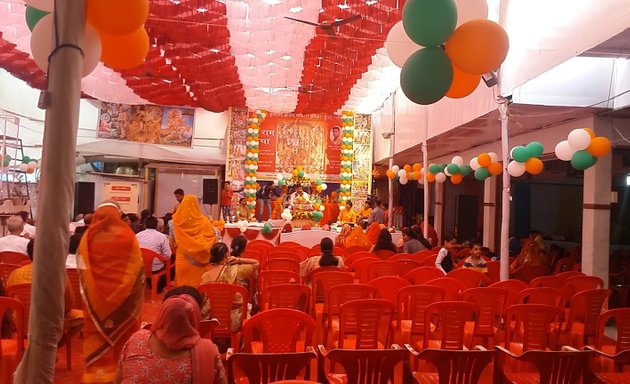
[529,275,566,288]
[561,275,604,307]
[242,308,316,353]
[0,263,22,288]
[366,260,400,281]
[278,241,302,248]
[345,245,371,255]
[268,248,304,263]
[391,285,445,345]
[489,279,528,310]
[317,345,408,384]
[248,240,274,249]
[368,276,410,305]
[504,304,564,353]
[389,253,413,261]
[495,345,591,384]
[425,277,466,301]
[333,246,349,259]
[310,271,354,322]
[555,270,585,280]
[228,348,317,383]
[242,248,267,266]
[421,254,438,267]
[324,283,377,346]
[594,308,630,354]
[308,245,321,257]
[586,347,630,384]
[335,298,394,349]
[351,257,379,283]
[421,301,480,350]
[406,345,493,384]
[553,257,577,274]
[374,249,397,260]
[264,258,300,274]
[259,284,310,313]
[0,252,29,265]
[0,297,25,384]
[66,268,84,310]
[346,251,377,266]
[397,259,423,276]
[559,289,611,348]
[257,270,300,292]
[447,269,491,288]
[461,287,507,348]
[402,267,444,285]
[517,287,562,306]
[412,250,436,261]
[141,248,170,302]
[510,265,551,283]
[198,283,248,350]
[485,261,500,283]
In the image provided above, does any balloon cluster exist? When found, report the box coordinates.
[275,169,328,192]
[244,109,267,209]
[390,0,508,105]
[443,156,472,184]
[386,163,423,185]
[281,208,293,221]
[212,219,226,231]
[469,152,502,181]
[18,156,40,174]
[339,111,355,208]
[261,222,273,234]
[27,0,150,76]
[555,128,612,171]
[507,142,544,177]
[312,199,326,223]
[425,163,447,183]
[236,220,249,233]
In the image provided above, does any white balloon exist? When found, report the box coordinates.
[444,168,452,177]
[319,205,325,212]
[555,140,575,161]
[507,161,526,177]
[451,156,464,166]
[31,15,102,77]
[455,0,489,26]
[19,163,29,172]
[488,152,499,162]
[26,0,54,12]
[399,176,409,185]
[385,21,422,67]
[321,183,328,190]
[342,196,348,201]
[245,176,251,182]
[435,172,447,183]
[418,176,424,184]
[568,129,591,150]
[509,147,516,159]
[283,208,291,214]
[397,169,407,178]
[272,180,278,186]
[252,177,257,182]
[391,165,400,173]
[469,157,481,170]
[276,174,283,181]
[28,161,38,168]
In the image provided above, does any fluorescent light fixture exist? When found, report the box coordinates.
[268,73,275,76]
[163,79,172,84]
[197,7,208,12]
[210,48,220,53]
[626,175,630,186]
[366,0,378,4]
[266,49,276,55]
[338,2,350,9]
[289,6,303,13]
[281,55,292,60]
[246,53,256,58]
[263,0,282,5]
[169,0,181,4]
[268,62,276,66]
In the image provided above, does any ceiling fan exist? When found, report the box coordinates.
[284,14,362,39]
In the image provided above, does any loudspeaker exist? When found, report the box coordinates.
[74,182,95,217]
[202,179,219,205]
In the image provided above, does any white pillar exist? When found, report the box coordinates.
[483,176,497,249]
[434,181,444,242]
[498,99,511,281]
[423,141,429,239]
[581,153,611,285]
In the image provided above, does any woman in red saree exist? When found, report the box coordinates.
[78,202,145,383]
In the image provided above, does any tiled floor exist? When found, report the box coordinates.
[53,289,163,384]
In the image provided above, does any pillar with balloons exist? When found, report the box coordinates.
[27,0,150,76]
[339,111,355,209]
[386,0,509,105]
[244,110,267,210]
[555,128,612,171]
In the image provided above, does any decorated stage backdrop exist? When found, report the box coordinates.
[97,102,195,147]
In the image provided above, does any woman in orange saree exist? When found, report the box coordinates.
[366,222,382,244]
[172,195,217,286]
[78,202,145,383]
[345,226,372,249]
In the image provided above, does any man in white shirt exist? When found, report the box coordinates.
[17,211,36,238]
[0,216,30,254]
[136,216,172,292]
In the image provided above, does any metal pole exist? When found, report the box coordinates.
[14,0,85,382]
[498,97,511,281]
[387,92,396,228]
[423,108,429,239]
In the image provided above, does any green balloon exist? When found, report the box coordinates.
[571,150,597,170]
[459,165,472,176]
[400,47,453,105]
[21,156,31,164]
[428,164,440,174]
[402,0,458,47]
[3,156,11,167]
[298,171,305,177]
[439,164,447,172]
[512,146,531,163]
[446,164,460,175]
[278,179,285,186]
[316,179,322,185]
[25,6,49,32]
[526,141,544,157]
[474,167,490,181]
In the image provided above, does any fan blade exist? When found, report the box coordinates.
[330,14,362,27]
[284,16,320,28]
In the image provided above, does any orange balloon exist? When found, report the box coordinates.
[87,0,148,36]
[525,158,544,175]
[451,173,463,184]
[412,171,421,180]
[425,173,436,183]
[446,65,481,99]
[403,164,412,173]
[386,170,395,179]
[488,162,503,176]
[445,20,509,75]
[101,27,149,70]
[412,163,422,172]
[586,137,611,157]
[478,153,491,167]
[583,128,596,139]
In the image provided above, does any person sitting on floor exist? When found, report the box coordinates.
[462,242,488,273]
[115,286,226,384]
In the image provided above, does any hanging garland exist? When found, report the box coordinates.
[339,111,354,209]
[243,109,267,210]
[386,163,423,185]
[444,156,471,184]
[469,152,502,181]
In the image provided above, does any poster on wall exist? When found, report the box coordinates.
[97,102,195,147]
[352,114,373,211]
[103,181,139,214]
[226,111,346,182]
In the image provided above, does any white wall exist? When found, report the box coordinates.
[155,171,219,219]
